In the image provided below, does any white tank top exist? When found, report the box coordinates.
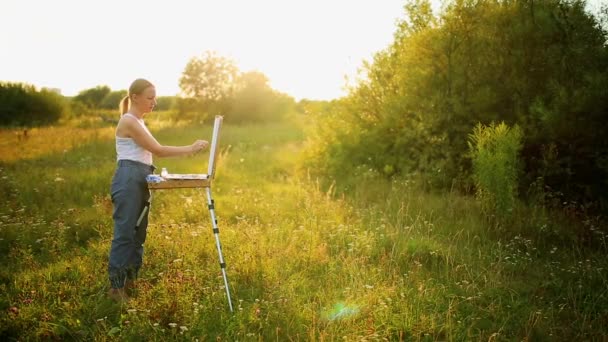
[115,113,153,165]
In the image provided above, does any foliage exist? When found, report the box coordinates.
[177,51,297,124]
[72,85,111,109]
[155,96,175,111]
[0,82,68,126]
[171,96,211,123]
[225,71,295,123]
[468,122,523,218]
[99,90,127,110]
[179,51,238,104]
[304,0,608,214]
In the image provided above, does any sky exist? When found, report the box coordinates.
[1,0,605,101]
[0,0,406,101]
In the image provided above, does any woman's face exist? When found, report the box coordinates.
[133,86,157,114]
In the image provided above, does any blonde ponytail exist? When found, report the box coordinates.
[119,95,130,117]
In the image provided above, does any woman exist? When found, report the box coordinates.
[108,78,208,303]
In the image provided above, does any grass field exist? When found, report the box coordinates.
[0,114,607,340]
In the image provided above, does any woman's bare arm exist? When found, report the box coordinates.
[118,116,208,157]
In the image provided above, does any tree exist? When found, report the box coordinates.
[179,51,238,102]
[100,90,127,110]
[0,82,67,126]
[227,72,273,123]
[305,0,608,211]
[73,85,111,108]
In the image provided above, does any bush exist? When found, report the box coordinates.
[468,122,523,219]
[99,90,127,110]
[0,83,67,126]
[155,96,175,111]
[72,85,111,109]
[171,97,209,123]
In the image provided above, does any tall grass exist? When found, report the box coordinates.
[0,115,606,340]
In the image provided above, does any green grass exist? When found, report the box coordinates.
[0,115,607,340]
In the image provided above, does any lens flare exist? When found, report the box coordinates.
[323,302,360,321]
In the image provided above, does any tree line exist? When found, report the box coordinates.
[0,51,296,126]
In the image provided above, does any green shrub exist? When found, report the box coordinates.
[99,90,127,110]
[468,122,523,219]
[72,85,111,109]
[155,96,175,111]
[0,82,67,126]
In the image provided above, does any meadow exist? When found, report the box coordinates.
[0,114,607,341]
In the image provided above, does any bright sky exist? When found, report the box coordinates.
[1,0,604,101]
[0,0,405,101]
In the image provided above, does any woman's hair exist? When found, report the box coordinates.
[119,78,155,115]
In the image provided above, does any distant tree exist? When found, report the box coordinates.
[100,90,127,110]
[228,72,273,122]
[73,85,111,108]
[179,51,238,103]
[225,71,296,123]
[155,96,175,111]
[0,82,67,126]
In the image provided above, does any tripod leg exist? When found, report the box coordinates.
[205,187,234,312]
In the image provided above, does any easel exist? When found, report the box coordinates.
[146,115,233,312]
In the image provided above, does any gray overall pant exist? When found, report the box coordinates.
[108,159,154,289]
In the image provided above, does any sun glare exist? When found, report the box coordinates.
[5,0,600,100]
[0,0,404,100]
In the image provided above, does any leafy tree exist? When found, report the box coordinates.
[73,85,111,108]
[155,96,175,111]
[0,82,67,126]
[99,90,127,110]
[179,51,238,103]
[304,0,608,212]
[227,71,293,123]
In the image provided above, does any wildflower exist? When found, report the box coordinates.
[168,323,177,328]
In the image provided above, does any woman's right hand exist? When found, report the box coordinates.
[191,140,209,153]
